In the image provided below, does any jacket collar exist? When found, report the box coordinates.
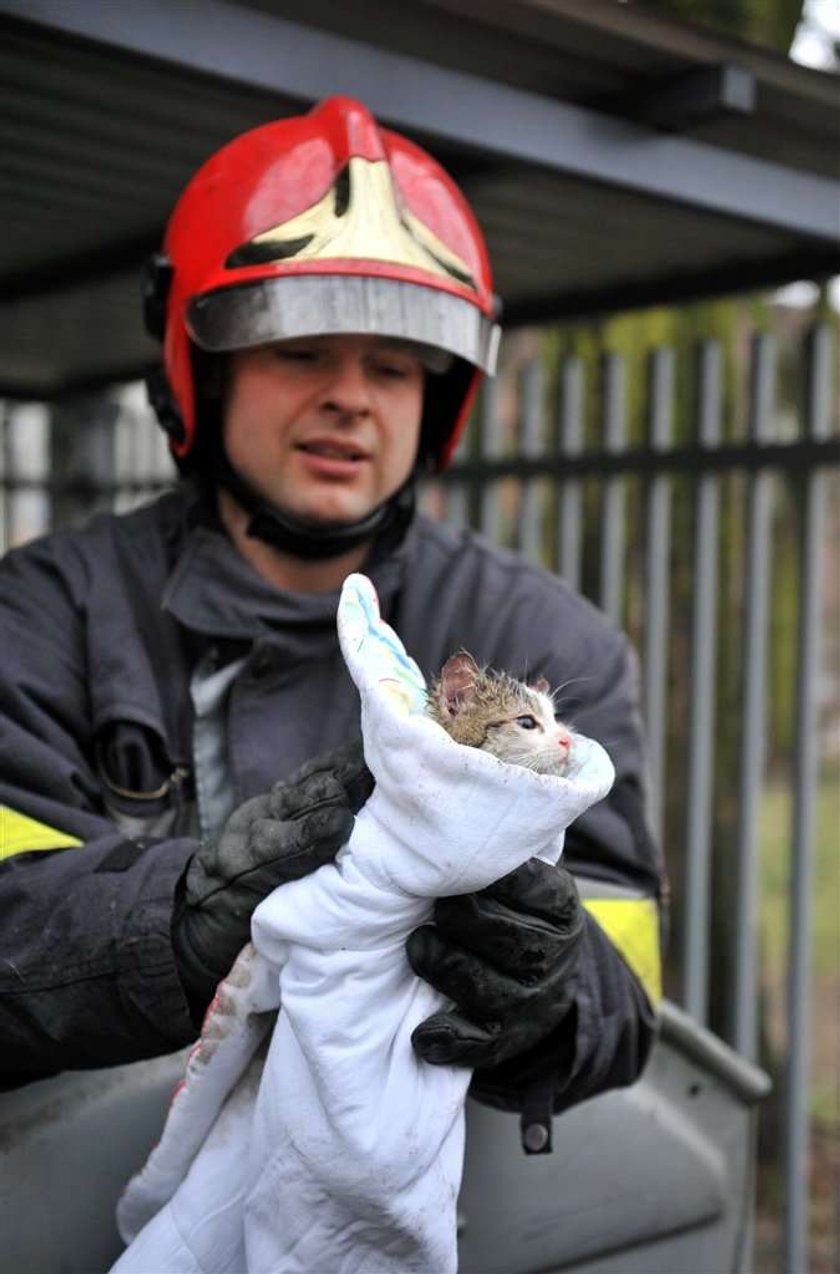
[161,517,407,644]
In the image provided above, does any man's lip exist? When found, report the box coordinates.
[296,438,370,461]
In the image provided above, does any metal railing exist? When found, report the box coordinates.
[1,322,838,1272]
[0,383,175,551]
[425,323,839,1273]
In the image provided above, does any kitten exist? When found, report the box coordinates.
[427,652,572,777]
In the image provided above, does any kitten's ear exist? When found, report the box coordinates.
[531,675,551,695]
[440,651,479,715]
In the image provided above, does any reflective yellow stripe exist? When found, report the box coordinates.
[0,806,82,861]
[583,897,662,1008]
[0,806,664,1002]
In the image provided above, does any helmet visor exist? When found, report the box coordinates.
[187,275,499,375]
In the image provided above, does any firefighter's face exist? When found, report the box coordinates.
[223,334,424,527]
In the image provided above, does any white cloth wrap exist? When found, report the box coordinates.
[113,575,615,1274]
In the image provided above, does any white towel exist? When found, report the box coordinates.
[113,574,614,1274]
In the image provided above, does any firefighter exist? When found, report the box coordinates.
[0,98,662,1148]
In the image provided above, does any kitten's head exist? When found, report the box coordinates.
[427,652,572,776]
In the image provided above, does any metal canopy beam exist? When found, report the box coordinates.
[602,63,757,133]
[3,0,839,247]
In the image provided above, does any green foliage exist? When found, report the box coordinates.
[759,768,840,1131]
[537,294,839,1035]
[639,0,805,54]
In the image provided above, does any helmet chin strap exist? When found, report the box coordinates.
[214,444,416,562]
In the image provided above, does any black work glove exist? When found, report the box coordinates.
[406,858,585,1068]
[172,740,373,1013]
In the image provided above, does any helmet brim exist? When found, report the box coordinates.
[186,275,500,375]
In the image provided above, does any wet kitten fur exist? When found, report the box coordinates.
[427,652,572,777]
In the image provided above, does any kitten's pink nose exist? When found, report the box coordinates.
[558,731,571,754]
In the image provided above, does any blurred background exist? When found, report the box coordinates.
[1,1,837,1270]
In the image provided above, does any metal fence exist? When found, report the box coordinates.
[428,322,840,1274]
[1,320,838,1272]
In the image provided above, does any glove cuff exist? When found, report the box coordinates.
[170,870,224,1026]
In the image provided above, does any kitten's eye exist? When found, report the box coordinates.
[516,715,538,730]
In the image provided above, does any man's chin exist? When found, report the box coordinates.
[285,500,375,530]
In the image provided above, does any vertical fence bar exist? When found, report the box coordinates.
[140,387,163,506]
[4,405,16,546]
[782,324,833,1274]
[643,347,674,845]
[733,332,775,1060]
[0,404,8,556]
[518,359,544,563]
[114,389,132,515]
[683,340,723,1024]
[444,476,469,529]
[5,404,51,547]
[50,391,119,530]
[600,353,627,624]
[478,376,504,544]
[557,356,584,590]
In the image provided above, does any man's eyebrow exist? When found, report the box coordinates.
[374,339,418,355]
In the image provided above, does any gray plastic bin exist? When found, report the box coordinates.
[0,1000,769,1273]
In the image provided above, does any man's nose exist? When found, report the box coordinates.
[321,356,373,416]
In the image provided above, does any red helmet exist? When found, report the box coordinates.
[148,96,500,470]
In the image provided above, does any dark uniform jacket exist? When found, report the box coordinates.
[0,487,663,1108]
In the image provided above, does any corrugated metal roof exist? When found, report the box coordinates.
[0,0,837,399]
